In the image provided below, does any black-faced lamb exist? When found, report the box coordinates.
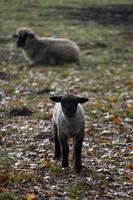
[13,27,80,66]
[50,94,88,173]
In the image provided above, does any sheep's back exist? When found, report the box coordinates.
[42,37,80,60]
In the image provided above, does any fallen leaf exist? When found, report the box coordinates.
[128,146,133,150]
[43,32,52,37]
[43,160,50,168]
[0,173,10,182]
[129,178,133,183]
[126,163,133,169]
[122,63,128,68]
[114,197,121,200]
[25,193,37,200]
[86,148,94,156]
[45,190,56,198]
[113,115,121,125]
[0,187,7,193]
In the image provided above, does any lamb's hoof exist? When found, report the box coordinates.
[62,162,68,168]
[54,155,61,160]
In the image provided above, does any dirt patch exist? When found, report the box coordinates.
[36,88,54,95]
[34,131,54,140]
[42,4,133,25]
[9,107,33,117]
[0,72,8,80]
[79,41,107,50]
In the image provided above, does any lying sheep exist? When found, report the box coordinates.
[50,94,88,173]
[13,27,80,66]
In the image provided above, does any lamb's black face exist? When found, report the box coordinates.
[17,33,28,48]
[50,94,88,118]
[61,100,78,118]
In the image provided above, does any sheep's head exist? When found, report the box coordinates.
[13,28,36,49]
[50,94,88,118]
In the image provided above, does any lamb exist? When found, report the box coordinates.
[50,94,88,173]
[13,27,80,66]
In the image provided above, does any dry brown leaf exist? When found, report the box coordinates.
[25,193,37,200]
[128,146,133,150]
[129,178,133,183]
[0,187,7,193]
[43,160,50,168]
[113,116,121,125]
[86,148,94,156]
[114,197,121,200]
[43,32,52,37]
[45,190,56,198]
[126,163,133,169]
[0,173,10,182]
[90,86,97,92]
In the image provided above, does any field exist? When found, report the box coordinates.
[0,0,133,199]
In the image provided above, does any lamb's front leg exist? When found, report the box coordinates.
[59,134,69,168]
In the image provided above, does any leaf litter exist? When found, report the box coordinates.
[1,63,133,199]
[0,64,132,200]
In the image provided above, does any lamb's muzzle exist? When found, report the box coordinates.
[50,94,88,173]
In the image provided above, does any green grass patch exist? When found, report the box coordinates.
[0,192,20,200]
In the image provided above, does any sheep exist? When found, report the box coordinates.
[50,94,88,173]
[13,27,80,66]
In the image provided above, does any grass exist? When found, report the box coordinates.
[0,192,20,200]
[0,0,133,199]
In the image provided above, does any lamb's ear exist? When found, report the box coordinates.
[77,97,88,104]
[28,32,34,39]
[50,96,62,102]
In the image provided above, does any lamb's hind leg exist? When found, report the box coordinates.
[74,134,84,173]
[53,124,61,160]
